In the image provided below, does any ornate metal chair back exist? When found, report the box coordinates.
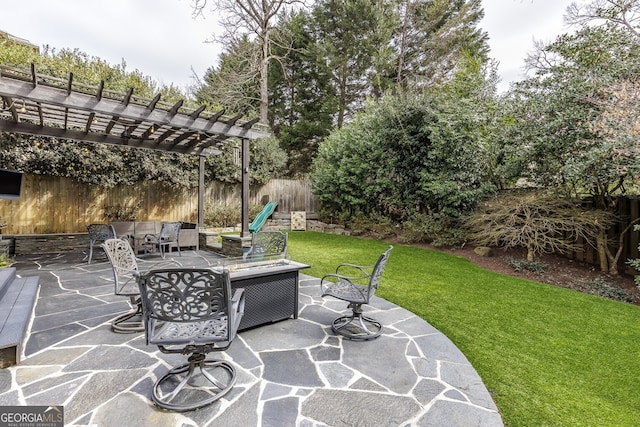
[102,238,140,296]
[88,223,116,241]
[137,268,237,345]
[87,223,116,263]
[367,245,393,301]
[159,221,181,242]
[245,231,288,259]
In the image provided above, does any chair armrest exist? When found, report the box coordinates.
[232,288,245,308]
[335,263,373,281]
[230,288,246,337]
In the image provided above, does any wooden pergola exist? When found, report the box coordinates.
[0,64,270,235]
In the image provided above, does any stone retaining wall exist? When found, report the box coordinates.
[3,233,87,255]
[3,213,349,255]
[265,213,349,236]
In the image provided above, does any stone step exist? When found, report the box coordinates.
[0,268,18,300]
[0,267,40,368]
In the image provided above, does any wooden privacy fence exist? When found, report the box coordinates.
[0,175,319,234]
[3,176,640,271]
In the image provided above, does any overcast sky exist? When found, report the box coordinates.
[1,0,575,93]
[482,0,574,91]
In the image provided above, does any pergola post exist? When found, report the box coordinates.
[241,137,250,237]
[198,155,205,232]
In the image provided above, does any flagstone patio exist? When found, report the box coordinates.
[0,250,503,426]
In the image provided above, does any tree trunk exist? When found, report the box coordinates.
[605,218,640,276]
[596,231,609,273]
[606,245,621,276]
[260,27,270,124]
[527,244,534,261]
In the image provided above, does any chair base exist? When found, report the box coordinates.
[331,309,382,341]
[152,354,236,412]
[111,303,144,333]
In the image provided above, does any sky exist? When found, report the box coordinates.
[1,0,576,93]
[481,0,575,91]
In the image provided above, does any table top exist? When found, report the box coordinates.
[211,256,310,278]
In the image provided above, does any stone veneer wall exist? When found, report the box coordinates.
[3,214,348,256]
[265,212,349,236]
[3,233,87,255]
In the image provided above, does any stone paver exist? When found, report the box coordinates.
[3,251,503,426]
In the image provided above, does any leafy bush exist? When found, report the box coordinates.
[626,224,640,289]
[569,277,638,304]
[204,203,264,228]
[505,257,548,274]
[311,93,493,223]
[104,205,139,221]
[0,252,12,268]
[346,213,396,239]
[399,212,467,247]
[465,190,612,261]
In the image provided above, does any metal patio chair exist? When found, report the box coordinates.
[86,223,116,264]
[142,221,182,258]
[137,268,245,411]
[320,246,393,340]
[243,231,288,260]
[101,238,179,333]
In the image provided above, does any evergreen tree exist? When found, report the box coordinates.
[311,0,392,127]
[268,10,335,176]
[393,0,489,90]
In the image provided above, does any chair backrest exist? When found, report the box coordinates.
[245,231,288,259]
[159,221,182,241]
[137,268,237,344]
[102,238,140,296]
[109,221,135,237]
[87,224,116,242]
[367,245,393,301]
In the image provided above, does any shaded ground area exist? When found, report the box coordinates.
[439,245,640,305]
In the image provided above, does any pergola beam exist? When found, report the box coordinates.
[0,77,267,140]
[0,64,271,236]
[0,120,222,155]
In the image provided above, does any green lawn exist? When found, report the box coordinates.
[287,231,640,427]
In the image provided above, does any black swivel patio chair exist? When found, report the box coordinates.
[101,238,180,333]
[243,230,288,260]
[137,268,245,411]
[87,223,116,264]
[320,245,393,341]
[143,221,182,258]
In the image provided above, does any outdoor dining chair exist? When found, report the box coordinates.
[243,230,288,260]
[137,267,245,411]
[142,221,182,258]
[101,238,179,333]
[320,245,393,340]
[86,223,116,264]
